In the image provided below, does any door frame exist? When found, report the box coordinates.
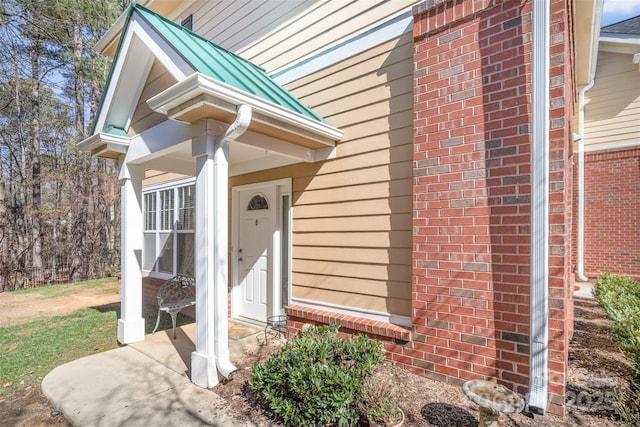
[230,178,292,323]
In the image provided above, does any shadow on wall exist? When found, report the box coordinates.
[376,29,416,319]
[480,2,532,393]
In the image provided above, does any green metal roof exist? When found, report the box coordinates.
[94,2,325,135]
[103,125,128,137]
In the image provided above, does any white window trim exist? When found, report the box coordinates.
[143,177,196,279]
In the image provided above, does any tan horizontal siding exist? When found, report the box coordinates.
[312,139,413,176]
[293,196,412,218]
[585,104,640,117]
[192,1,290,49]
[293,180,413,205]
[293,273,409,299]
[337,126,413,157]
[293,259,411,283]
[339,111,413,143]
[240,1,399,73]
[294,246,412,265]
[292,286,411,317]
[285,30,413,317]
[287,33,414,93]
[294,231,411,248]
[129,61,176,135]
[143,171,190,187]
[585,51,640,149]
[292,214,412,233]
[293,161,412,192]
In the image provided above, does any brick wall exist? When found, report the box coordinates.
[547,0,576,412]
[412,0,574,416]
[572,148,640,279]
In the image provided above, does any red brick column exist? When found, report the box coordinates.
[412,0,574,416]
[547,0,576,414]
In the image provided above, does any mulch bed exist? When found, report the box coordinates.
[213,297,632,426]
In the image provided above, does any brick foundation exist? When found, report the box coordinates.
[285,305,410,343]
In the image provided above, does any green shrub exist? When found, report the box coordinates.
[594,273,640,425]
[358,375,403,425]
[593,273,640,378]
[249,325,385,427]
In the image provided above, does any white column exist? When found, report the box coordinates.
[117,160,146,344]
[191,126,231,388]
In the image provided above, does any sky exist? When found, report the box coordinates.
[601,0,640,26]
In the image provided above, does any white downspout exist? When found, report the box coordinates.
[214,104,252,379]
[576,81,595,282]
[529,0,550,414]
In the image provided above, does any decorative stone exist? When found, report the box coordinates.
[462,380,525,427]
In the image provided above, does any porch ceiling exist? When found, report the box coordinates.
[127,128,325,177]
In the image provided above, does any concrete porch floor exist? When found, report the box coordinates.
[42,321,266,427]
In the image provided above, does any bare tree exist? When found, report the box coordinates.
[0,0,122,290]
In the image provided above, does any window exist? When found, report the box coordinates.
[247,194,269,210]
[143,183,195,276]
[280,194,290,309]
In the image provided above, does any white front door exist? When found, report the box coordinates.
[234,185,276,323]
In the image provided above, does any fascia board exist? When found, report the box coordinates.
[599,42,640,55]
[147,73,344,144]
[125,120,204,164]
[600,34,640,45]
[77,132,130,155]
[132,14,193,80]
[94,12,194,136]
[93,19,138,136]
[96,10,128,56]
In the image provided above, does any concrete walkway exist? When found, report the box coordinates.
[574,280,595,299]
[42,322,266,427]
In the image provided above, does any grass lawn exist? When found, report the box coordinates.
[0,278,123,396]
[0,305,121,395]
[0,277,189,398]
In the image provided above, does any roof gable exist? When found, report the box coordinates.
[133,4,324,122]
[92,2,327,136]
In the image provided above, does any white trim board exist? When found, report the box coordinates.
[271,9,413,86]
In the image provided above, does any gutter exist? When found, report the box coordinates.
[576,80,596,282]
[147,73,344,145]
[575,0,602,281]
[528,0,550,414]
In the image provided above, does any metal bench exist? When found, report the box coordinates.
[152,275,196,339]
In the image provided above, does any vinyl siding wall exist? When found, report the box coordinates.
[129,60,177,136]
[230,31,414,318]
[583,51,640,151]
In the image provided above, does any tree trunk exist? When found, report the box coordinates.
[74,20,84,140]
[30,36,43,271]
[0,150,6,291]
